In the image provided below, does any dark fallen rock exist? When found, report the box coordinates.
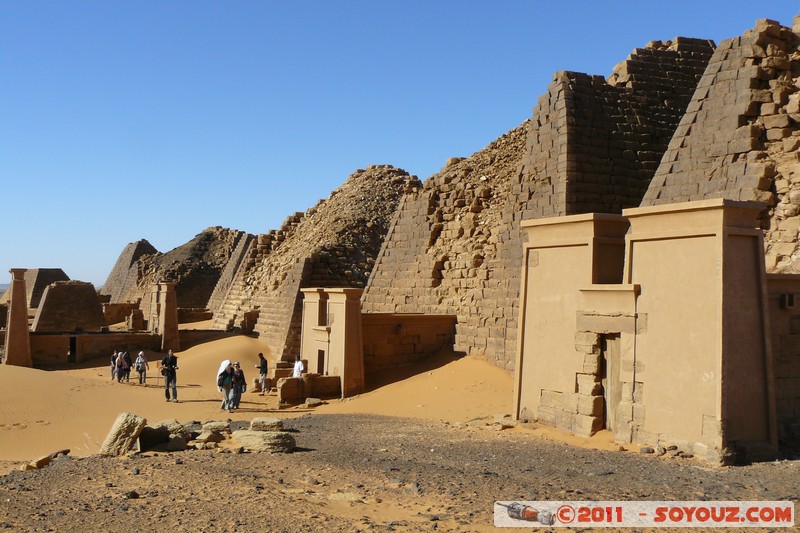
[139,426,171,452]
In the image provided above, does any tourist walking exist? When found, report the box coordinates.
[122,351,133,382]
[217,360,234,412]
[110,350,118,380]
[114,351,127,383]
[255,353,268,395]
[230,362,246,409]
[134,351,149,384]
[292,355,304,378]
[161,350,179,402]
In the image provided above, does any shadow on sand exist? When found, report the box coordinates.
[363,350,466,393]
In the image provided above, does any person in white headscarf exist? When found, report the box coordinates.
[216,359,234,412]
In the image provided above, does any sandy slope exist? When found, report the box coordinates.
[0,336,519,462]
[0,336,272,461]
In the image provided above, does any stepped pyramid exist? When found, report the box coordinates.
[100,240,158,302]
[643,17,800,273]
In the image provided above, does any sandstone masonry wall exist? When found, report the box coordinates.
[362,127,528,369]
[519,37,715,218]
[206,233,255,313]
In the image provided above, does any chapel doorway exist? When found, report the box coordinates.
[600,334,621,431]
[68,336,77,363]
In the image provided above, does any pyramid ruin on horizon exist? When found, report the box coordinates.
[100,228,251,311]
[0,268,70,309]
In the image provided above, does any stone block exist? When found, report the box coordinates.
[250,417,284,431]
[152,418,189,439]
[100,412,147,457]
[573,414,602,437]
[582,353,601,374]
[782,137,800,152]
[771,242,796,257]
[277,377,305,404]
[576,374,601,396]
[561,392,579,414]
[202,421,231,433]
[540,389,562,409]
[632,403,646,422]
[620,381,634,402]
[555,410,574,433]
[616,401,634,423]
[577,394,604,417]
[728,137,762,154]
[196,430,225,443]
[764,113,792,130]
[536,406,557,425]
[232,430,296,453]
[767,128,792,141]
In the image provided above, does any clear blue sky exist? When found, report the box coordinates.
[1,1,797,286]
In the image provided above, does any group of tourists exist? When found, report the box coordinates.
[109,348,307,409]
[217,359,247,412]
[109,349,179,403]
[110,350,150,384]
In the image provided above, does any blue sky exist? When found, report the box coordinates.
[1,1,797,286]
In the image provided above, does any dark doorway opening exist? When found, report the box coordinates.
[317,349,326,375]
[600,333,621,431]
[68,336,77,363]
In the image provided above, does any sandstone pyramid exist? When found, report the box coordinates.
[101,228,251,309]
[642,18,800,273]
[0,268,70,309]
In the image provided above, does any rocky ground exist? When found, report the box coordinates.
[1,414,798,532]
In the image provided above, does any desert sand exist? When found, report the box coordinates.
[0,334,553,464]
[0,334,626,470]
[0,332,624,470]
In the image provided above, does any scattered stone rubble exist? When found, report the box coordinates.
[95,413,296,459]
[17,449,70,472]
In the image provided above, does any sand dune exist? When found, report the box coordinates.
[0,336,516,463]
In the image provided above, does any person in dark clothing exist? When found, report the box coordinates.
[122,351,133,382]
[255,353,268,395]
[161,350,179,402]
[230,362,246,409]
